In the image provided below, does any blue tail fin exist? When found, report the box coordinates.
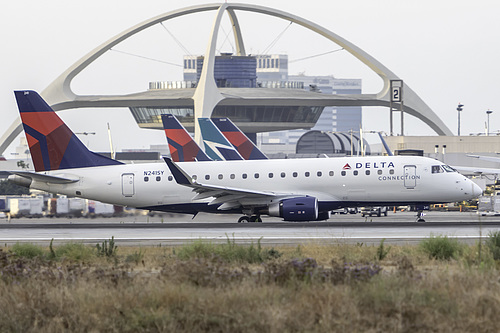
[14,90,122,172]
[161,114,211,162]
[198,118,244,161]
[212,118,268,160]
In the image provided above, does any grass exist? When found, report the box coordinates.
[1,237,500,331]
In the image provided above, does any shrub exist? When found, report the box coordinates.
[11,243,44,259]
[376,238,391,261]
[175,237,282,264]
[96,236,118,257]
[55,242,95,261]
[486,231,500,260]
[419,235,462,260]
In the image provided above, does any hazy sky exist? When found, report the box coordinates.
[1,0,499,156]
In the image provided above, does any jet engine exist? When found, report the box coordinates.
[268,196,318,221]
[7,174,32,188]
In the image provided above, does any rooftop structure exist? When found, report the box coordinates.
[0,3,453,155]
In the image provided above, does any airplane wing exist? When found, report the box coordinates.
[164,157,301,210]
[9,171,79,184]
[453,165,500,175]
[467,155,500,164]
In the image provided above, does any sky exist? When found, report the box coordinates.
[1,0,499,156]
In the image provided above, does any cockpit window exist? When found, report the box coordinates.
[431,165,443,174]
[442,165,456,173]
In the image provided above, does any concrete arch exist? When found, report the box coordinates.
[0,2,452,155]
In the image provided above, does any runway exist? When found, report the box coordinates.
[1,211,499,246]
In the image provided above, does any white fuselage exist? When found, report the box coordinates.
[28,156,481,215]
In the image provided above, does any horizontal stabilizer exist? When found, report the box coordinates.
[9,171,79,185]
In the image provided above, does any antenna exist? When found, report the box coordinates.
[107,123,115,160]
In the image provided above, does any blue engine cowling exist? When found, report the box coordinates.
[268,197,318,221]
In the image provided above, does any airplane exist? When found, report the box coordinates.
[198,118,243,161]
[162,114,211,162]
[163,114,267,162]
[9,90,482,223]
[212,117,268,160]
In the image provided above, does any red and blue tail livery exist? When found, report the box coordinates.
[161,114,211,162]
[14,91,122,172]
[212,118,268,160]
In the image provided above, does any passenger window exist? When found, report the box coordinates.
[144,176,149,182]
[168,176,173,181]
[389,169,395,175]
[365,170,370,175]
[317,171,322,177]
[205,175,210,180]
[305,172,310,177]
[293,172,298,178]
[218,174,223,180]
[378,170,382,175]
[242,173,247,179]
[353,170,358,176]
[156,176,161,182]
[230,174,235,179]
[192,175,198,181]
[341,171,346,176]
[254,173,260,179]
[268,173,274,178]
[329,171,334,176]
[281,172,286,178]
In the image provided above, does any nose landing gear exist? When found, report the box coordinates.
[416,211,426,222]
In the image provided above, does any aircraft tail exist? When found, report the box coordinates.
[14,90,122,172]
[212,118,268,160]
[161,114,211,162]
[198,118,244,161]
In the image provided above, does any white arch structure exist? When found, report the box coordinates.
[0,2,453,154]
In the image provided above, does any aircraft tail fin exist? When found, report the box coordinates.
[161,114,211,162]
[198,118,244,161]
[212,118,268,160]
[378,132,393,156]
[14,90,122,172]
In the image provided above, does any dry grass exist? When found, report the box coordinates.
[0,240,499,332]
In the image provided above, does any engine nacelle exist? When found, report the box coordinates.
[7,174,32,188]
[268,197,318,221]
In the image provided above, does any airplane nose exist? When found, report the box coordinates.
[472,182,483,197]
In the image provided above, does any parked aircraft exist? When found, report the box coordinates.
[212,118,268,160]
[198,118,243,161]
[162,114,210,162]
[9,91,482,222]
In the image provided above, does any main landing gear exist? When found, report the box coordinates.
[416,211,426,223]
[238,215,262,223]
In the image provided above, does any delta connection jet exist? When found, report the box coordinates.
[9,90,482,222]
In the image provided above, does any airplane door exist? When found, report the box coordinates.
[404,165,416,189]
[121,173,135,197]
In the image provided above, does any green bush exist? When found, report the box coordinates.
[486,231,500,260]
[420,235,462,260]
[176,237,282,264]
[11,243,44,259]
[55,242,95,261]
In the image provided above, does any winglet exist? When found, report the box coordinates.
[163,157,193,186]
[14,90,122,172]
[213,118,268,160]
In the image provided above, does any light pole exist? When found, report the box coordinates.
[457,103,464,136]
[486,109,493,136]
